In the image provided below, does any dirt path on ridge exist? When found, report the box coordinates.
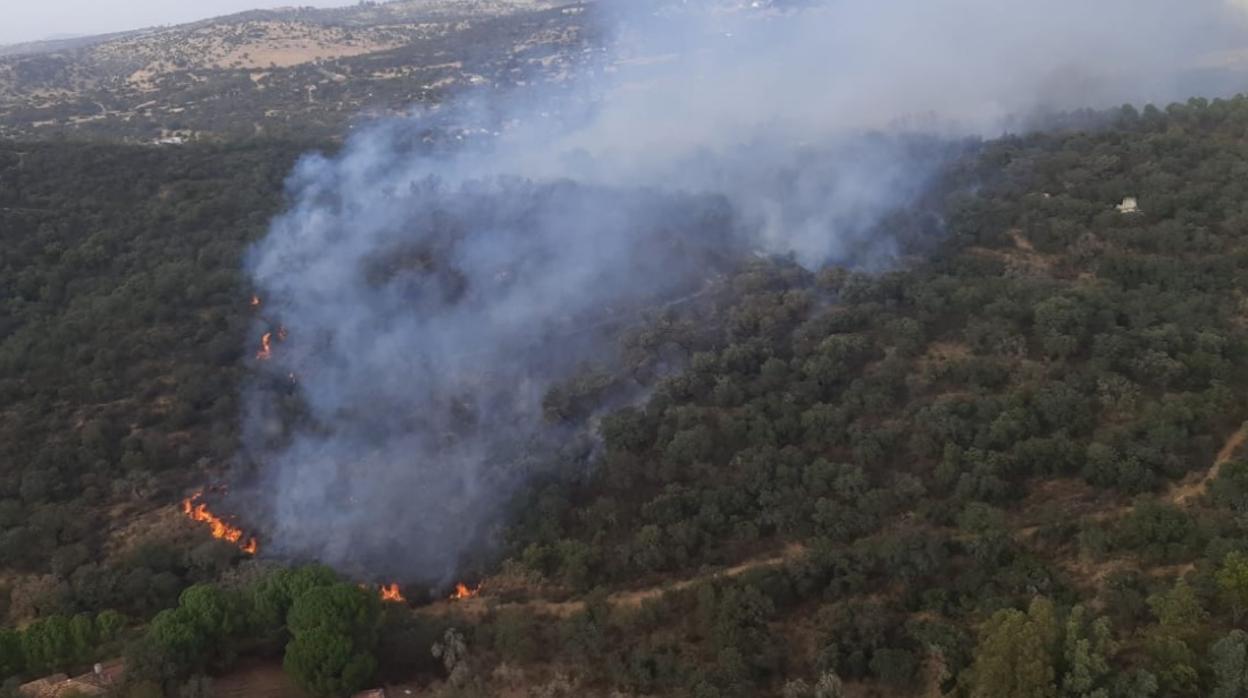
[1170,421,1248,505]
[420,543,808,620]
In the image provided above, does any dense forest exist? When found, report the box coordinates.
[8,96,1248,696]
[0,140,306,632]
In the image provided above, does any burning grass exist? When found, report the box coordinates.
[181,492,259,555]
[380,583,406,603]
[450,582,480,601]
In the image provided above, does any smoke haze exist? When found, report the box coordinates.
[240,0,1248,584]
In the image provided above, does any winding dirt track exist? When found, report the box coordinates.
[417,418,1248,620]
[420,543,807,619]
[1170,421,1248,505]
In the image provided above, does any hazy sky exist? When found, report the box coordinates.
[0,0,353,45]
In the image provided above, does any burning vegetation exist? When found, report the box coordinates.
[181,492,259,555]
[379,583,406,603]
[256,332,273,361]
[243,290,478,602]
[450,582,480,601]
[255,324,287,362]
[252,295,284,361]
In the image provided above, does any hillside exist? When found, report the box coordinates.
[6,97,1248,696]
[0,0,589,142]
[9,2,1248,696]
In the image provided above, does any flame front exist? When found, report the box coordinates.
[379,583,405,603]
[256,332,273,360]
[450,583,480,601]
[250,295,261,308]
[181,493,259,555]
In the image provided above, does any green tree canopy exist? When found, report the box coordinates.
[966,597,1059,698]
[1218,552,1248,625]
[283,582,381,697]
[1212,630,1248,698]
[1061,605,1115,698]
[250,564,339,634]
[284,627,378,698]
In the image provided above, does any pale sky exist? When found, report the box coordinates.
[0,0,354,46]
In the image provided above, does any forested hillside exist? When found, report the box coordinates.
[7,97,1248,696]
[0,2,590,142]
[0,139,307,623]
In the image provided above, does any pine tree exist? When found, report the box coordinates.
[967,598,1059,698]
[1061,605,1115,698]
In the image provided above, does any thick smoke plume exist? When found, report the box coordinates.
[240,0,1248,584]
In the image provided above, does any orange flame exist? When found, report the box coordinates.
[181,493,258,555]
[250,295,261,308]
[256,332,272,360]
[379,583,406,603]
[450,582,480,601]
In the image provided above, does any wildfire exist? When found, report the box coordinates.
[250,295,261,308]
[450,582,480,601]
[256,325,287,362]
[181,493,259,555]
[379,583,406,603]
[256,332,273,361]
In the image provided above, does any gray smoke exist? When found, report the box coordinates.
[240,0,1248,584]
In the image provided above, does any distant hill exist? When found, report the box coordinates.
[0,30,145,59]
[0,0,588,141]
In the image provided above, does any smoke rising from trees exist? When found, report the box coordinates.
[239,0,1248,583]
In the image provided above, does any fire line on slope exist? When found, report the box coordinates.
[181,492,259,555]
